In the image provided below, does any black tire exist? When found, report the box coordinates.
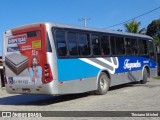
[140,68,148,84]
[95,72,110,95]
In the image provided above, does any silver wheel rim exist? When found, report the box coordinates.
[100,75,107,91]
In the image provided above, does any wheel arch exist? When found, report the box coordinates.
[96,69,111,89]
[143,65,150,78]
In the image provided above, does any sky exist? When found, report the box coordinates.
[0,0,160,55]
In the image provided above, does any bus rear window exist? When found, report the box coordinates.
[27,31,37,37]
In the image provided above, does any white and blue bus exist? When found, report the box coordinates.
[3,22,157,95]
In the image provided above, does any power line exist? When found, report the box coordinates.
[105,6,160,29]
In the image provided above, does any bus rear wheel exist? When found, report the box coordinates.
[140,68,148,84]
[95,72,110,95]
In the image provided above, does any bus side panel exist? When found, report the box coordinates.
[110,70,142,86]
[110,56,157,86]
[57,58,99,94]
[56,56,157,94]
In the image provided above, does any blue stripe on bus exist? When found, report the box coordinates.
[57,58,100,81]
[115,56,157,73]
[57,56,157,82]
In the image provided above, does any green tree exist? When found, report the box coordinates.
[124,20,141,33]
[154,36,160,46]
[146,19,160,46]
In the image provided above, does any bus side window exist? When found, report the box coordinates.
[110,36,125,55]
[138,39,148,55]
[101,35,110,55]
[130,38,138,54]
[78,33,90,55]
[56,30,67,56]
[92,35,101,55]
[126,38,138,55]
[115,37,125,55]
[110,36,116,55]
[125,38,132,54]
[67,32,78,56]
[144,40,148,54]
[47,33,52,52]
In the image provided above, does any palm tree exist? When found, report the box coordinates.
[138,28,147,34]
[124,20,141,33]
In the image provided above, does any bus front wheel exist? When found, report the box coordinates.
[95,72,110,95]
[140,68,148,84]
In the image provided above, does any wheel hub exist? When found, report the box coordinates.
[100,76,107,90]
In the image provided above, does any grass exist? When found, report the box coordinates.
[153,76,160,79]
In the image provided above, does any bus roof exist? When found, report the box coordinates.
[7,22,153,40]
[49,22,153,40]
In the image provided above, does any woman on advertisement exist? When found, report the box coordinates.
[29,56,42,85]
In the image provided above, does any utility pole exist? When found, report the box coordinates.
[78,18,91,28]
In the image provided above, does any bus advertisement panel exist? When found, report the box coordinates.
[4,24,51,89]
